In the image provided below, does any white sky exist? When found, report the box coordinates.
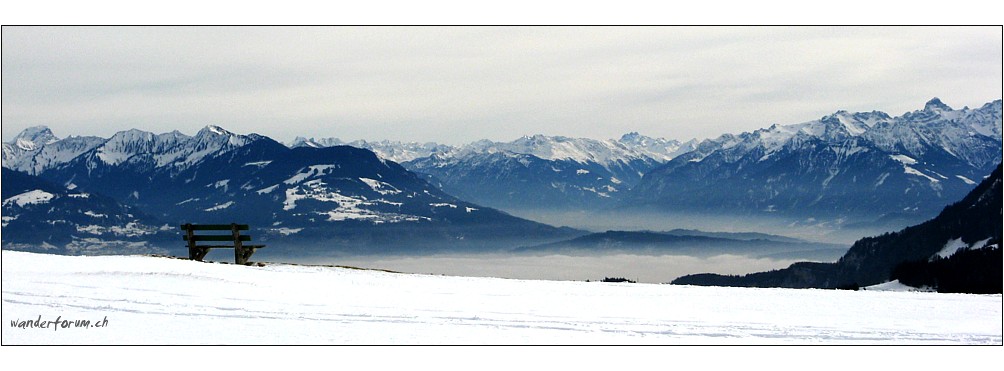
[2,17,1002,145]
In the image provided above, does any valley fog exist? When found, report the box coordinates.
[218,213,853,284]
[277,252,806,284]
[502,208,916,245]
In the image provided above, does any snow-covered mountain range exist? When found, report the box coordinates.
[628,98,1002,227]
[295,99,1001,221]
[289,137,455,163]
[3,97,1000,254]
[2,126,105,176]
[403,133,693,210]
[289,133,695,211]
[2,126,577,254]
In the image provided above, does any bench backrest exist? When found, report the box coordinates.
[184,235,252,242]
[181,224,250,231]
[180,223,252,245]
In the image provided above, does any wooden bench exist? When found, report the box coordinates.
[180,223,265,265]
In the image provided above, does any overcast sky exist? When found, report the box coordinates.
[2,26,1001,145]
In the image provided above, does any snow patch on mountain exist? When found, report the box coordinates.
[74,221,159,237]
[284,165,338,185]
[889,154,917,165]
[934,237,993,260]
[903,166,940,183]
[956,175,977,185]
[244,161,272,168]
[281,179,429,224]
[272,227,303,235]
[1,215,17,228]
[209,180,230,191]
[205,201,234,211]
[3,190,55,207]
[936,238,969,259]
[257,185,279,194]
[206,125,227,135]
[83,211,107,218]
[360,178,402,195]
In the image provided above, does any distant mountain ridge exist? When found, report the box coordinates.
[2,126,105,176]
[3,126,580,255]
[289,137,455,163]
[287,132,693,212]
[404,133,691,211]
[627,98,1002,227]
[286,98,1002,225]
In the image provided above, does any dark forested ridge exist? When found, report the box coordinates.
[891,240,1002,294]
[672,163,1003,294]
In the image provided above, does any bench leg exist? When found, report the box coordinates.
[236,247,256,265]
[189,247,209,261]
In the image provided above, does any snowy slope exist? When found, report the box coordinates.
[2,250,999,345]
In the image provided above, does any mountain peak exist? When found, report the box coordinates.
[289,136,344,149]
[924,97,952,112]
[198,125,233,137]
[107,128,155,142]
[619,132,654,145]
[290,137,322,148]
[620,131,642,140]
[11,126,59,150]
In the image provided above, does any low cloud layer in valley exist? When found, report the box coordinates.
[325,253,807,284]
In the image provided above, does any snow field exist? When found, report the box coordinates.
[2,250,1001,345]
